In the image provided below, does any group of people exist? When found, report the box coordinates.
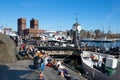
[18,43,79,80]
[18,43,35,59]
[33,50,68,80]
[49,58,79,80]
[18,43,48,80]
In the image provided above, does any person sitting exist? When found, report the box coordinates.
[18,48,28,59]
[44,53,52,66]
[57,64,68,77]
[52,60,62,70]
[56,60,62,67]
[18,48,26,57]
[52,58,57,69]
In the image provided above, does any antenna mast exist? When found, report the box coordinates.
[75,13,78,23]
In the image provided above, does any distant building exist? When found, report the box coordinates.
[17,18,26,36]
[17,18,45,39]
[30,18,38,29]
[4,28,12,35]
[95,29,101,38]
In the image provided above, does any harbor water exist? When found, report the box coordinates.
[82,41,120,50]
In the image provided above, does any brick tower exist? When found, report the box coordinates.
[17,18,26,37]
[30,18,38,29]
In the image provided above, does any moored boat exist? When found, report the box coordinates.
[81,51,119,80]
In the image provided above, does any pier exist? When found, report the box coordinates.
[0,60,88,80]
[35,46,75,50]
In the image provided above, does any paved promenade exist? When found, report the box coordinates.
[0,60,88,80]
[0,60,39,80]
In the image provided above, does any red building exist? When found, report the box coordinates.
[30,18,38,29]
[17,18,26,37]
[17,18,45,39]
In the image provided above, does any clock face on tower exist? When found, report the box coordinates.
[72,23,81,32]
[77,25,81,32]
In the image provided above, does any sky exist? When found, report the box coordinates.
[0,0,120,33]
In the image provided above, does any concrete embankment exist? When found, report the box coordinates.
[0,60,39,80]
[0,60,88,80]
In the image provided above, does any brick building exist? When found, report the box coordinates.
[17,18,26,37]
[17,18,45,39]
[30,18,38,29]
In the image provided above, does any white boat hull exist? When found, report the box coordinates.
[81,51,120,80]
[82,60,109,80]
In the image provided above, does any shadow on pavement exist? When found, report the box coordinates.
[0,65,39,80]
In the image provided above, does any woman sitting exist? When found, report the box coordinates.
[57,64,68,77]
